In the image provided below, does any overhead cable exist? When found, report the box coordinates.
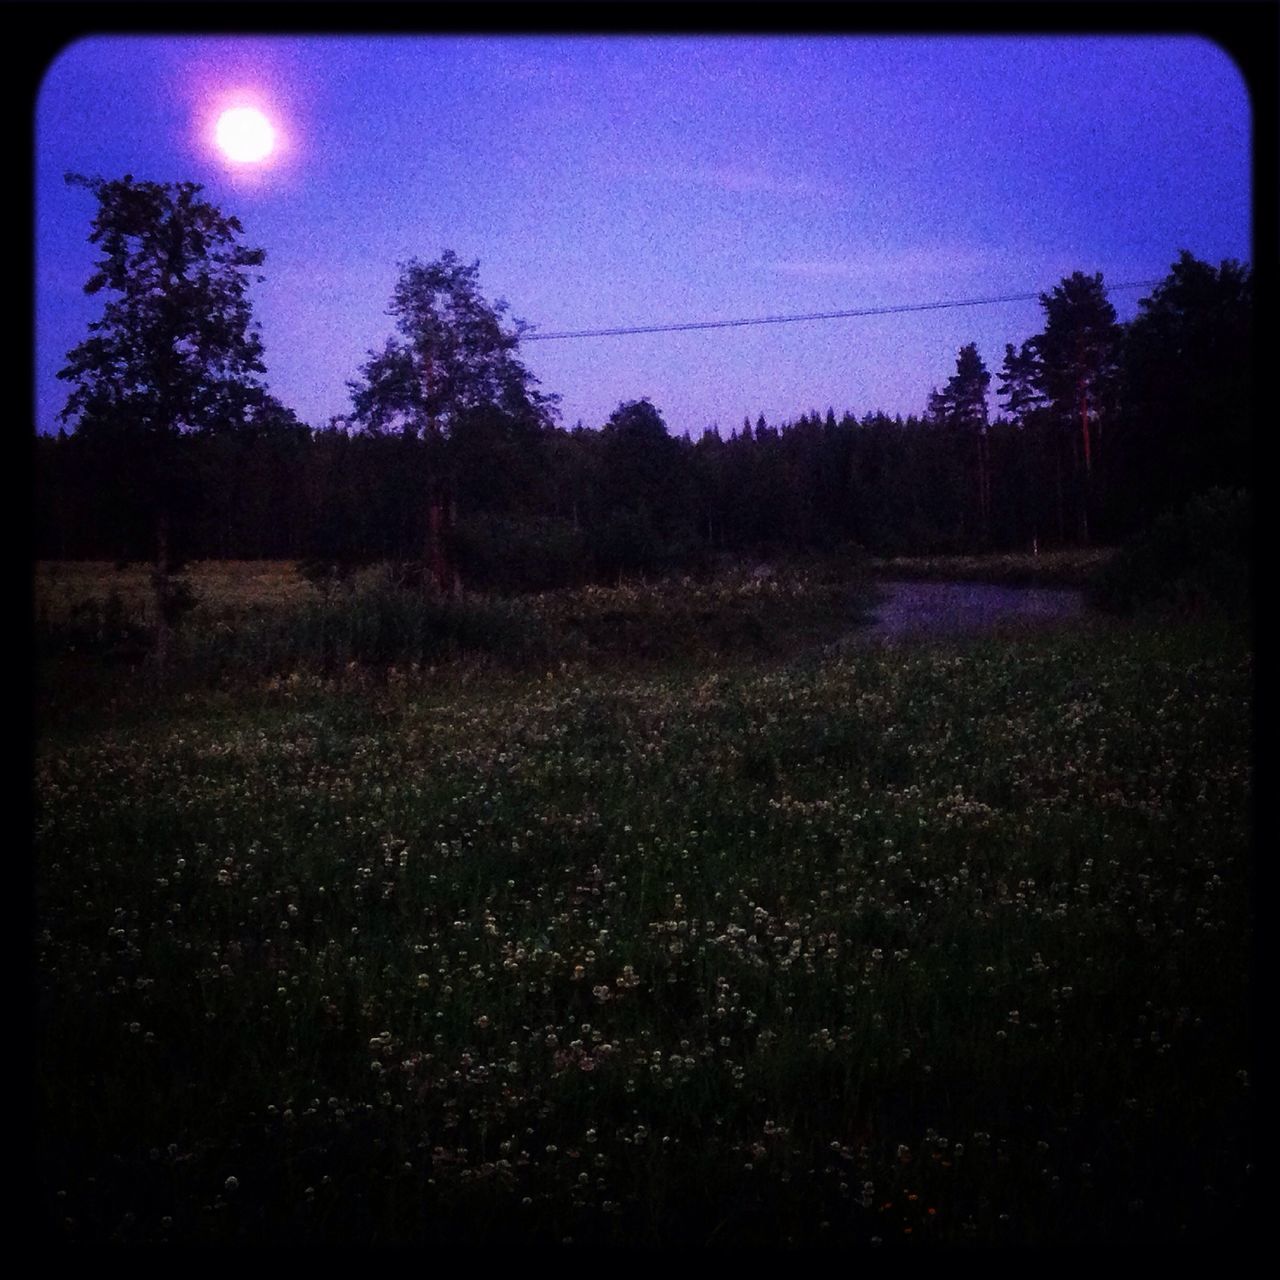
[522,279,1163,342]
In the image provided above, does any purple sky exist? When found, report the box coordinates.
[35,35,1251,437]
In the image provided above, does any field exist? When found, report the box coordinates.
[33,560,1253,1246]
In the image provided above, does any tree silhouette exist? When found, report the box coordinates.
[929,344,992,543]
[1031,272,1122,543]
[1118,252,1252,530]
[57,173,272,664]
[347,251,557,591]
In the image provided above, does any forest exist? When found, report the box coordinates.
[35,178,1253,591]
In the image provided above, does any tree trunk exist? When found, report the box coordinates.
[975,429,991,548]
[153,506,172,672]
[449,495,462,598]
[1078,381,1092,545]
[1054,436,1065,545]
[426,493,447,592]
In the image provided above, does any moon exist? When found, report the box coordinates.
[215,107,275,163]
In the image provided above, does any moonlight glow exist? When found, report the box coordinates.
[215,107,275,163]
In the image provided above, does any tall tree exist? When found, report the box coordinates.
[1117,251,1252,531]
[997,340,1044,424]
[57,173,272,664]
[1031,271,1122,542]
[929,343,992,545]
[999,339,1058,546]
[347,251,557,590]
[595,399,696,576]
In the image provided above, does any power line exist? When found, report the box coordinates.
[522,279,1163,342]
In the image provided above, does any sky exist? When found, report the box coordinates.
[35,34,1252,437]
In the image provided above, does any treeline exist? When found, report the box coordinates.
[36,244,1251,590]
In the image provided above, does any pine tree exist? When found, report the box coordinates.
[1118,251,1252,530]
[928,344,992,545]
[1030,272,1122,542]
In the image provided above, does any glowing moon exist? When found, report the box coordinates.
[215,107,275,163]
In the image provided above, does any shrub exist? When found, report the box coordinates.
[1089,487,1251,617]
[452,513,591,592]
[36,588,151,661]
[296,556,357,599]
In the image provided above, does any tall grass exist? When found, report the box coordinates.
[183,578,554,674]
[35,560,877,685]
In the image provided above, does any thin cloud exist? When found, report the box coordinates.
[769,245,1000,284]
[692,164,819,197]
[610,160,819,198]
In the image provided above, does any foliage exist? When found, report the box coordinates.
[57,174,271,444]
[35,587,150,661]
[36,559,876,694]
[296,556,357,599]
[347,251,557,439]
[1089,487,1251,617]
[40,247,1251,576]
[927,342,990,430]
[188,575,552,674]
[1030,271,1122,429]
[1114,253,1252,531]
[452,512,591,592]
[996,340,1045,423]
[873,547,1115,589]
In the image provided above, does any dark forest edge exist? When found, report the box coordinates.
[37,173,1253,671]
[35,480,1252,709]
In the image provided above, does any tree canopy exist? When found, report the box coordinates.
[1031,272,1122,450]
[57,173,272,443]
[928,342,991,430]
[1117,251,1252,523]
[347,250,558,437]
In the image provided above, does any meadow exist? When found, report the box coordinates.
[33,560,1252,1246]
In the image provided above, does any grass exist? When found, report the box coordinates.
[32,560,1252,1246]
[873,547,1115,589]
[34,560,876,705]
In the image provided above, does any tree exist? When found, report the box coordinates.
[999,340,1057,546]
[997,340,1044,424]
[1117,251,1252,532]
[347,250,557,591]
[600,399,681,518]
[928,343,992,545]
[597,400,689,576]
[1030,271,1122,542]
[57,173,272,664]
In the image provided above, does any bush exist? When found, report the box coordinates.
[36,588,154,662]
[1089,488,1251,617]
[296,556,357,599]
[452,513,591,592]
